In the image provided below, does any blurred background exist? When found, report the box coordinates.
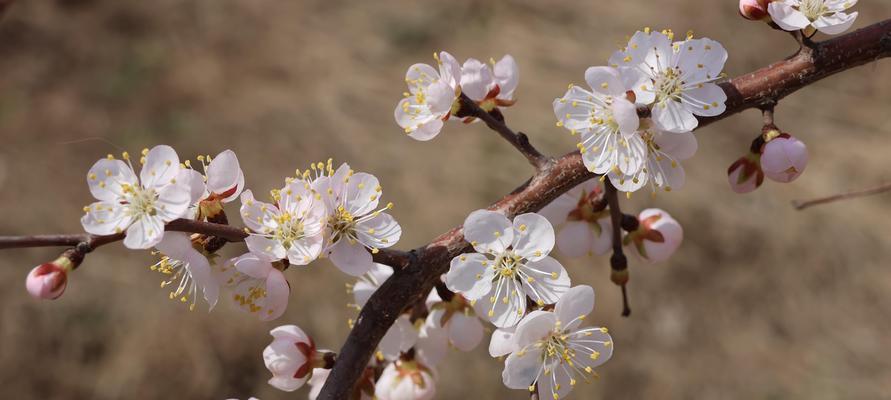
[1,1,890,399]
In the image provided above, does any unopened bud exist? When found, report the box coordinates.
[727,153,764,194]
[26,262,68,300]
[739,0,772,21]
[761,133,808,183]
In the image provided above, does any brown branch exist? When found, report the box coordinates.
[604,181,631,317]
[0,219,411,268]
[792,182,891,210]
[317,19,891,399]
[456,94,550,170]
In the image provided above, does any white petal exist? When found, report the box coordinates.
[356,212,402,249]
[611,97,640,137]
[81,202,131,236]
[584,66,626,97]
[155,183,192,221]
[239,190,279,232]
[206,150,242,198]
[555,221,595,258]
[494,54,519,100]
[407,117,445,142]
[553,86,598,132]
[590,218,614,256]
[676,38,728,81]
[447,313,484,351]
[417,323,448,367]
[463,210,513,254]
[140,145,181,189]
[502,347,544,389]
[618,66,655,105]
[185,249,219,309]
[538,191,578,227]
[460,58,495,101]
[233,252,274,279]
[342,172,380,217]
[270,324,311,343]
[537,363,573,400]
[488,326,517,357]
[379,315,418,359]
[86,158,137,202]
[425,80,456,114]
[123,215,165,249]
[768,3,812,31]
[245,235,288,262]
[511,213,555,261]
[405,63,440,92]
[683,83,727,117]
[522,256,571,305]
[813,11,858,35]
[437,51,461,89]
[154,231,192,260]
[328,238,373,276]
[482,279,526,328]
[555,285,595,331]
[655,130,698,160]
[177,168,206,205]
[444,252,493,300]
[260,269,290,321]
[286,233,325,266]
[514,310,557,347]
[652,99,698,133]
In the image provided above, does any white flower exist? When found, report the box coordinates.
[377,311,447,367]
[461,55,520,109]
[263,325,316,392]
[626,209,683,263]
[445,211,570,328]
[425,290,485,352]
[501,285,613,400]
[309,161,402,276]
[81,145,192,249]
[395,51,461,141]
[609,29,728,133]
[182,150,245,219]
[768,0,858,35]
[554,67,649,189]
[539,180,613,258]
[150,232,220,311]
[239,180,326,266]
[379,314,420,360]
[220,253,290,321]
[619,126,699,193]
[375,360,437,400]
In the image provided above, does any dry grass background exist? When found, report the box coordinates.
[1,1,890,399]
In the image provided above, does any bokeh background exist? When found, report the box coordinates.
[1,1,890,399]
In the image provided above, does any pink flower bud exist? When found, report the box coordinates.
[761,134,808,183]
[739,0,771,20]
[26,262,68,300]
[375,360,436,400]
[727,153,764,194]
[264,325,316,392]
[627,209,683,263]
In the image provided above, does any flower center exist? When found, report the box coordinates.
[654,67,684,104]
[494,251,523,278]
[273,212,305,248]
[329,206,356,242]
[798,0,826,20]
[122,184,158,217]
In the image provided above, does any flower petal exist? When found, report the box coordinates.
[522,256,571,305]
[379,315,418,359]
[123,215,165,249]
[813,11,858,35]
[87,158,137,202]
[239,190,279,233]
[652,99,698,133]
[514,310,557,347]
[494,54,519,100]
[511,213,555,261]
[555,285,595,331]
[355,212,402,249]
[555,221,595,258]
[245,235,288,262]
[260,269,290,321]
[286,233,325,266]
[206,149,242,197]
[140,145,181,189]
[445,252,493,300]
[463,210,513,254]
[81,202,131,236]
[489,326,517,357]
[768,2,812,31]
[232,252,274,278]
[682,83,727,117]
[502,346,544,390]
[460,58,495,101]
[328,238,373,276]
[447,313,484,351]
[343,172,380,217]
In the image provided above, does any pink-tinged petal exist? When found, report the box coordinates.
[761,135,808,183]
[232,252,274,279]
[328,238,373,276]
[270,324,311,343]
[555,221,595,258]
[356,212,402,249]
[26,263,67,300]
[619,66,655,105]
[206,150,242,197]
[494,54,519,100]
[438,51,461,89]
[488,326,517,357]
[426,80,456,115]
[463,209,513,254]
[286,233,324,266]
[264,337,307,391]
[653,99,698,133]
[576,327,614,368]
[379,315,418,359]
[768,2,812,31]
[590,218,614,255]
[635,209,684,263]
[407,118,445,142]
[81,202,131,236]
[123,215,165,249]
[584,66,626,97]
[140,145,181,189]
[514,310,557,347]
[239,190,279,233]
[555,285,595,331]
[814,11,858,35]
[307,368,330,400]
[447,313,484,351]
[676,38,728,81]
[523,256,570,305]
[445,252,493,300]
[611,97,640,137]
[245,235,288,262]
[502,346,544,389]
[683,83,727,117]
[538,190,578,227]
[261,269,290,321]
[655,130,698,160]
[416,322,448,367]
[537,363,573,400]
[87,158,137,202]
[343,172,380,217]
[553,86,598,132]
[184,249,219,310]
[511,213,555,261]
[177,168,207,205]
[460,58,495,101]
[405,63,440,92]
[354,263,393,307]
[154,231,192,260]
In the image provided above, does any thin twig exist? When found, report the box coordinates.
[792,182,891,210]
[604,181,631,317]
[456,94,550,170]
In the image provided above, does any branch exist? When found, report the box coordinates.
[604,181,631,317]
[0,219,411,268]
[317,19,891,399]
[792,182,891,210]
[457,94,550,170]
